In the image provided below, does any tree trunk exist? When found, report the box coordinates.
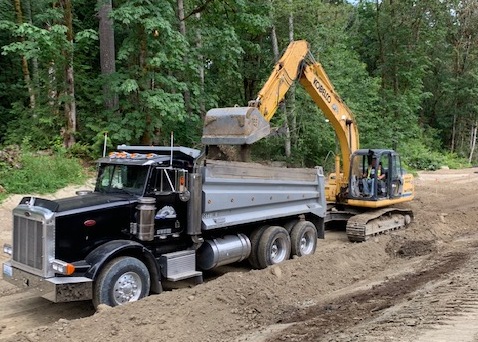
[451,112,457,153]
[98,0,118,110]
[287,1,297,154]
[270,22,291,158]
[139,26,152,145]
[271,25,279,59]
[25,0,39,99]
[195,13,206,117]
[61,0,76,148]
[13,0,35,109]
[375,0,385,89]
[177,0,192,116]
[468,121,477,163]
[177,0,186,35]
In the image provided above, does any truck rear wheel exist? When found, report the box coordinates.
[257,226,291,269]
[284,219,299,234]
[248,225,269,269]
[93,256,150,308]
[290,221,317,257]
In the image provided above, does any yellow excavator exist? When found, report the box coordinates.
[202,40,414,241]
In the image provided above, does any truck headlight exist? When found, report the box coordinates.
[3,244,12,256]
[51,259,75,275]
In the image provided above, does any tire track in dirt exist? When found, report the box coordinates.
[263,242,475,342]
[354,240,478,342]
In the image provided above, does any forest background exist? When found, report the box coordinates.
[1,0,478,178]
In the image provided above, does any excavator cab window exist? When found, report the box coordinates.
[377,154,390,197]
[349,150,396,200]
[349,153,370,198]
[390,153,404,197]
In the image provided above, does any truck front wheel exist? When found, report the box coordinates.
[93,256,151,308]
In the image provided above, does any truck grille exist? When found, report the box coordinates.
[13,215,44,271]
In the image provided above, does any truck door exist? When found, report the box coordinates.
[146,167,188,238]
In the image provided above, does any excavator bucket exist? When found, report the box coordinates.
[202,107,271,145]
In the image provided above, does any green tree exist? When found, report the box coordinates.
[108,0,189,145]
[1,0,97,149]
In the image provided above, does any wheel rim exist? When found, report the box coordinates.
[113,271,143,305]
[299,229,315,255]
[270,236,288,263]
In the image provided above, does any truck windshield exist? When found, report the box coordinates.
[96,164,148,196]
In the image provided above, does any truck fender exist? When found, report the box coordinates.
[84,240,162,294]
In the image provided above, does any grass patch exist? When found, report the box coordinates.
[0,152,89,197]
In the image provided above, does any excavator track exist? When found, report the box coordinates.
[346,208,413,242]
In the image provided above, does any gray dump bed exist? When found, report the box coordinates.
[201,160,326,231]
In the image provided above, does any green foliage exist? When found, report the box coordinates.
[400,140,445,171]
[107,0,190,145]
[0,152,88,195]
[442,153,471,170]
[3,102,60,149]
[0,0,477,169]
[400,139,470,171]
[66,143,95,160]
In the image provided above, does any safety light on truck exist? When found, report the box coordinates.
[3,244,12,256]
[51,259,75,275]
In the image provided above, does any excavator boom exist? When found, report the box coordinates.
[202,40,358,193]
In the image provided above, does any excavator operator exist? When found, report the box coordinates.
[362,158,387,197]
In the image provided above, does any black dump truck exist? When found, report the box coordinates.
[3,145,326,308]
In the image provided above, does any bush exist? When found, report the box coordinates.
[400,140,470,171]
[442,153,470,169]
[0,152,88,195]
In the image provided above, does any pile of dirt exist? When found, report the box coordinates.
[0,167,478,342]
[385,236,436,258]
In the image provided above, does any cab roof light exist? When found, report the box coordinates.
[108,151,159,160]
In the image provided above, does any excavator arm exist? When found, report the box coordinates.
[202,40,359,197]
[297,47,359,180]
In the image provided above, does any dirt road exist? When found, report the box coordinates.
[0,168,477,342]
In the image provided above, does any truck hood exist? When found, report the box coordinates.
[21,192,135,214]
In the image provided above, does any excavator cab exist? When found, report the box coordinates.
[348,149,410,202]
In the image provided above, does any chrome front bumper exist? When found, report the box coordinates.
[2,261,93,302]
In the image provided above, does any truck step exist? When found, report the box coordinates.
[166,270,203,283]
[159,250,203,284]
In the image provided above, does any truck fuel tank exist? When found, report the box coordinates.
[196,234,251,270]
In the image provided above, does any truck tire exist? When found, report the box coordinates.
[248,225,269,269]
[257,226,291,269]
[284,219,299,234]
[93,256,150,309]
[290,221,317,257]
